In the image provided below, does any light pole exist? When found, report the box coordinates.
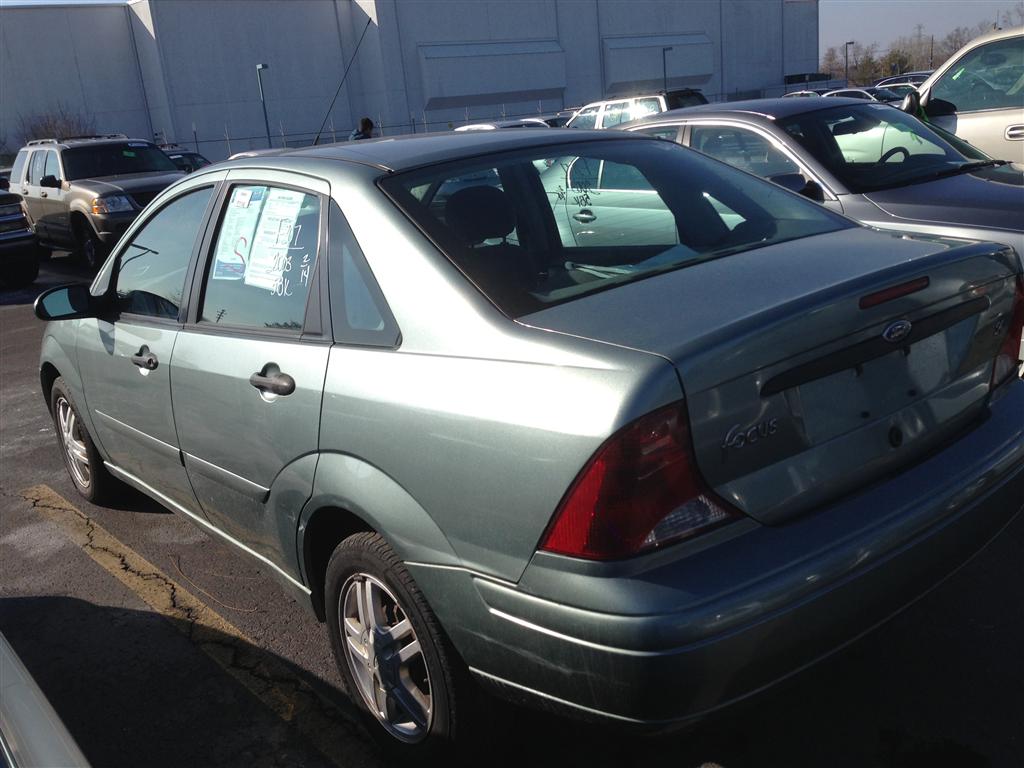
[662,47,673,93]
[255,63,272,149]
[844,41,855,86]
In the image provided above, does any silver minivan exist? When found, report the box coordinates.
[909,26,1024,162]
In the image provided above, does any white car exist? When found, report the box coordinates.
[907,26,1024,162]
[565,89,708,129]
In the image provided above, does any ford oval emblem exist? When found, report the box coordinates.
[882,319,913,343]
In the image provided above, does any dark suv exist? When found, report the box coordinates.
[9,135,183,269]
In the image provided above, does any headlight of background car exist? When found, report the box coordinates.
[91,195,134,214]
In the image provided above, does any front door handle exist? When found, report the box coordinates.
[250,365,295,396]
[40,191,48,198]
[1005,124,1024,141]
[130,346,158,370]
[573,209,596,224]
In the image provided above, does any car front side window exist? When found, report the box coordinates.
[931,36,1024,113]
[569,106,599,130]
[43,150,61,181]
[115,186,214,319]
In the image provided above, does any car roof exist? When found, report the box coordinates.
[621,96,871,126]
[23,135,151,150]
[246,129,649,173]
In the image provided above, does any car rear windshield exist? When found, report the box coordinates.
[62,143,178,180]
[777,103,977,193]
[381,138,851,316]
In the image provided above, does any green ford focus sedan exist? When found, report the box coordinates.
[35,130,1024,759]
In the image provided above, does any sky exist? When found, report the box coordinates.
[819,0,1022,55]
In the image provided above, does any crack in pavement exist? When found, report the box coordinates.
[18,485,382,768]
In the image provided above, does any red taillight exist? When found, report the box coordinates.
[540,402,742,560]
[992,275,1024,388]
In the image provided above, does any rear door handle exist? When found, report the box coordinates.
[573,209,596,223]
[1005,124,1024,141]
[250,365,295,396]
[40,191,47,198]
[130,346,158,370]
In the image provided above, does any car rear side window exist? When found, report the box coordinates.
[199,184,321,333]
[327,201,399,347]
[690,125,798,177]
[27,151,45,185]
[116,186,214,319]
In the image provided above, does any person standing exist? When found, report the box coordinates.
[349,117,374,141]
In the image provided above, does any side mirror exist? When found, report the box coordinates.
[34,284,97,321]
[40,175,60,189]
[900,91,920,115]
[924,98,956,118]
[768,173,808,194]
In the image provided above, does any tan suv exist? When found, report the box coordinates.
[9,135,183,269]
[909,26,1024,162]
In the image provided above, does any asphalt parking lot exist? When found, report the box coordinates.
[2,256,1023,768]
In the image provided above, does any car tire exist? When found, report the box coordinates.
[325,531,487,762]
[49,377,118,504]
[75,223,107,271]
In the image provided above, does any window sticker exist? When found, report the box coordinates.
[244,188,304,291]
[211,186,266,280]
[122,150,137,158]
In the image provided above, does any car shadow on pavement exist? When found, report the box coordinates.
[0,594,1000,768]
[0,596,373,768]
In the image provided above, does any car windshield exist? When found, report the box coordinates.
[382,138,851,316]
[62,143,178,180]
[777,103,981,193]
[866,87,903,101]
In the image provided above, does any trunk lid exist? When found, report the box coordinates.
[519,227,1021,524]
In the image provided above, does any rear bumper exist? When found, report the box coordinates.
[411,378,1024,725]
[0,228,37,261]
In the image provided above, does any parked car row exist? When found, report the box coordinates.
[35,103,1024,760]
[20,22,1024,765]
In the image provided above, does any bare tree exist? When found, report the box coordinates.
[1001,1,1024,27]
[16,104,96,146]
[820,46,842,79]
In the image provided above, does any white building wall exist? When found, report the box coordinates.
[0,0,818,161]
[0,3,151,153]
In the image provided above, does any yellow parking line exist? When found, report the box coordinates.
[20,484,381,768]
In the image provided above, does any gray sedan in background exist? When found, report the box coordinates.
[34,130,1024,759]
[624,97,1024,256]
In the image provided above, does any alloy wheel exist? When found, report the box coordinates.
[340,572,433,742]
[56,396,91,488]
